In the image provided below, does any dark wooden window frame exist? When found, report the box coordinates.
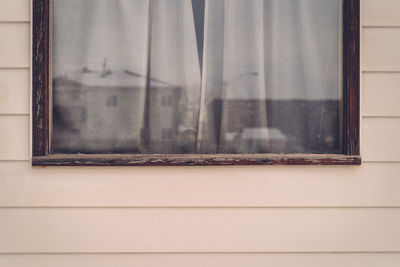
[32,0,361,166]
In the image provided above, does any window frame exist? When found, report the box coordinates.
[32,0,361,166]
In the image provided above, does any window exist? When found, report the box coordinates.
[32,0,360,166]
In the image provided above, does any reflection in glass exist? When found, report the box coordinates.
[52,0,342,154]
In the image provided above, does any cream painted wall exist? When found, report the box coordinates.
[0,0,400,266]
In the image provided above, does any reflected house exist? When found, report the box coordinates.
[52,66,340,154]
[52,67,181,154]
[213,99,340,154]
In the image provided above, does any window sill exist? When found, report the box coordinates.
[32,154,362,166]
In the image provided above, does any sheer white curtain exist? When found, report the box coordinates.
[53,0,201,153]
[197,0,341,153]
[52,0,341,154]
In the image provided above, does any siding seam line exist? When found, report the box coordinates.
[0,206,400,209]
[1,251,400,255]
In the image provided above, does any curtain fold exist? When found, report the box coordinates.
[52,0,342,154]
[145,0,201,153]
[198,0,270,153]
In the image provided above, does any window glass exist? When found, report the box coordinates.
[52,0,342,154]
